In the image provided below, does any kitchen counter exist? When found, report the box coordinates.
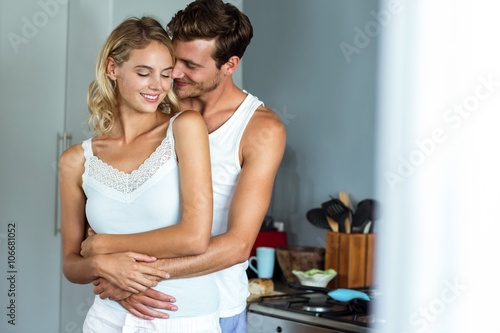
[247,277,300,303]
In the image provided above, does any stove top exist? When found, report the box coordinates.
[247,291,384,333]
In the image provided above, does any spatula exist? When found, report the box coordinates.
[351,199,378,234]
[306,208,338,231]
[321,198,352,233]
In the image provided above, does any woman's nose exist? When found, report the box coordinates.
[148,75,162,89]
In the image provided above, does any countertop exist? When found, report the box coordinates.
[247,277,299,303]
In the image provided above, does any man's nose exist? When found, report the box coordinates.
[172,64,183,79]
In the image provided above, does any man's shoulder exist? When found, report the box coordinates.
[242,104,286,156]
[249,104,285,134]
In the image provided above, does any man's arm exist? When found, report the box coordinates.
[157,107,286,277]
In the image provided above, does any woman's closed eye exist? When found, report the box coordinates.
[137,72,170,79]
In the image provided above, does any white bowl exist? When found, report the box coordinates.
[292,269,337,288]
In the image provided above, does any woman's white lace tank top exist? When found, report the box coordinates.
[81,112,219,317]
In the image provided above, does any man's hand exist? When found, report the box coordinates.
[80,228,101,257]
[93,277,132,301]
[93,278,178,320]
[119,290,178,320]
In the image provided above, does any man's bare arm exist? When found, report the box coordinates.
[156,109,286,278]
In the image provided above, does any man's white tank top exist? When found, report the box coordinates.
[209,92,264,317]
[81,112,220,318]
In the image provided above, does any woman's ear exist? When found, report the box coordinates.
[106,57,118,80]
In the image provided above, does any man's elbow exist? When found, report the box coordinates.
[232,240,254,264]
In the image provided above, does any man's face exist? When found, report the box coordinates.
[171,39,222,99]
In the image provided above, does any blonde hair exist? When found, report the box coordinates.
[87,16,180,134]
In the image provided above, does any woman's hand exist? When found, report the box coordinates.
[94,252,169,293]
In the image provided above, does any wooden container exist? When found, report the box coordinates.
[276,246,325,284]
[325,232,376,289]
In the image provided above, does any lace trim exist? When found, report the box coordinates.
[87,136,173,195]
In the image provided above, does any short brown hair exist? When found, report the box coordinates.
[167,0,253,68]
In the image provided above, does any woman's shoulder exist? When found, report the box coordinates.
[59,142,85,174]
[171,110,206,131]
[173,109,203,121]
[170,110,209,153]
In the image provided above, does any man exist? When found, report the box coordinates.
[92,1,286,331]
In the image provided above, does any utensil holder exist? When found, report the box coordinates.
[324,232,376,289]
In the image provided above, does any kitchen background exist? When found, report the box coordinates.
[1,0,500,332]
[244,1,378,247]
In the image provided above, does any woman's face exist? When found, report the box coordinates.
[109,41,173,115]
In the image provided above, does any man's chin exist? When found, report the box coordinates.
[173,87,188,99]
[174,88,200,100]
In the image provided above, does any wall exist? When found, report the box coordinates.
[244,0,379,246]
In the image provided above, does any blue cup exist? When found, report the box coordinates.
[248,247,276,279]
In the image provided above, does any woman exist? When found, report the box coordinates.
[59,17,220,332]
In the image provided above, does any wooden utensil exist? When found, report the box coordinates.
[325,215,339,233]
[339,192,352,233]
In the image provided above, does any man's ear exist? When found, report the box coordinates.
[223,55,240,76]
[106,57,118,80]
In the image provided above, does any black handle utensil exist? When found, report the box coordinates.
[321,198,352,233]
[351,199,379,234]
[306,208,333,230]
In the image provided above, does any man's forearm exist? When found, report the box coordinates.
[155,234,248,278]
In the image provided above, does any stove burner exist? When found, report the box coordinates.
[302,301,334,313]
[249,290,383,332]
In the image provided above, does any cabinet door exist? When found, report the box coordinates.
[0,0,67,332]
[59,2,110,331]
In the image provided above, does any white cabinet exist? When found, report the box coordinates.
[0,0,68,332]
[0,1,243,332]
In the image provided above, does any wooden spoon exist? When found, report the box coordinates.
[339,192,352,233]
